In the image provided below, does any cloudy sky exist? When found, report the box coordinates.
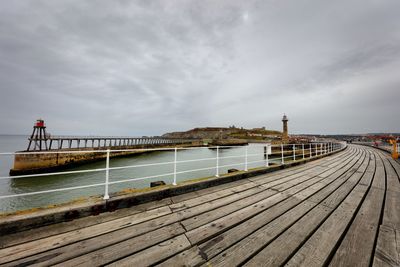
[0,0,399,136]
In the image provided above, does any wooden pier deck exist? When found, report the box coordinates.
[1,144,399,266]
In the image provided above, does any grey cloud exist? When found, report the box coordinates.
[0,0,399,136]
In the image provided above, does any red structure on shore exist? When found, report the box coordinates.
[27,119,49,151]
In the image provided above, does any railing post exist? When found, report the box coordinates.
[302,144,305,159]
[216,146,220,177]
[309,143,312,158]
[103,149,110,200]
[281,144,284,165]
[245,146,248,171]
[293,144,296,161]
[266,146,269,167]
[173,147,177,185]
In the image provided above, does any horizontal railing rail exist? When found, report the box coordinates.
[0,142,347,204]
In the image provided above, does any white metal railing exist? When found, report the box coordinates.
[0,142,347,204]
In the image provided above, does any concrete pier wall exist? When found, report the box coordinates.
[10,141,204,176]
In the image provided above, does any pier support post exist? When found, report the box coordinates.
[244,146,248,171]
[293,144,296,161]
[216,146,219,177]
[103,149,110,200]
[281,144,284,165]
[173,148,177,185]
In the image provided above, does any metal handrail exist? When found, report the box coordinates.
[0,142,347,203]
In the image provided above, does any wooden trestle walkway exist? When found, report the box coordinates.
[1,145,399,266]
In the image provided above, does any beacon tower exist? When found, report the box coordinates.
[27,119,49,151]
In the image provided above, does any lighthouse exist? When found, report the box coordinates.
[282,114,289,143]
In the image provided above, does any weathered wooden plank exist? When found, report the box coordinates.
[313,151,369,208]
[173,147,355,217]
[248,148,354,185]
[169,181,258,212]
[186,191,292,245]
[382,157,400,193]
[155,246,206,267]
[186,158,354,246]
[4,187,264,265]
[105,234,191,267]
[183,171,337,232]
[245,151,374,266]
[322,148,355,168]
[382,190,400,231]
[372,151,400,267]
[358,152,376,186]
[317,149,362,179]
[388,157,400,179]
[371,153,386,190]
[254,148,356,186]
[372,225,400,267]
[275,155,373,267]
[206,203,328,267]
[198,197,318,261]
[296,150,366,203]
[0,198,172,249]
[202,150,368,266]
[4,212,183,267]
[380,155,400,230]
[170,149,353,208]
[171,149,352,213]
[53,223,185,267]
[0,205,172,264]
[328,153,386,267]
[170,178,250,203]
[169,149,353,212]
[176,187,268,229]
[181,188,277,231]
[186,150,363,237]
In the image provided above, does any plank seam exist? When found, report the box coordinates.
[324,151,377,266]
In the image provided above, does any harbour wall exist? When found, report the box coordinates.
[10,141,204,176]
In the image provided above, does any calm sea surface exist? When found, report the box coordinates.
[0,135,273,212]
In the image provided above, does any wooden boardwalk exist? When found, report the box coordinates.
[1,145,399,266]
